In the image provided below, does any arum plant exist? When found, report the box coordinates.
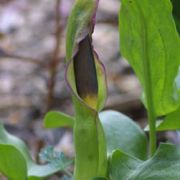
[1,0,180,179]
[45,0,180,179]
[65,0,108,179]
[46,0,147,179]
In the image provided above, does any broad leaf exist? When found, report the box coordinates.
[44,111,74,128]
[0,123,72,179]
[43,110,148,160]
[145,107,180,131]
[0,122,33,162]
[110,143,180,180]
[144,104,180,131]
[119,0,180,116]
[0,144,27,180]
[99,110,147,160]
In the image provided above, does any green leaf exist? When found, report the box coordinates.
[92,177,108,180]
[144,104,180,131]
[110,150,141,180]
[44,110,148,160]
[110,143,180,180]
[0,122,33,162]
[148,107,180,131]
[0,144,27,180]
[0,123,72,179]
[99,110,148,160]
[28,163,69,179]
[44,111,74,128]
[119,0,180,116]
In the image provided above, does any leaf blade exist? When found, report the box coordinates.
[119,0,180,116]
[0,144,27,180]
[0,123,72,179]
[44,111,74,128]
[99,110,148,160]
[110,143,180,180]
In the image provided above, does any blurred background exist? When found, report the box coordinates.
[0,0,179,179]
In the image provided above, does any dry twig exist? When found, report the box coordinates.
[46,0,62,111]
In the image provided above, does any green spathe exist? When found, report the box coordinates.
[66,0,108,179]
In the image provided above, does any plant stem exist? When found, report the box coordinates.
[143,62,156,156]
[143,56,156,156]
[143,35,157,156]
[140,6,156,156]
[146,99,156,156]
[143,41,156,156]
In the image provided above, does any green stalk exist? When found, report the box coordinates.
[139,6,156,156]
[73,98,107,180]
[72,36,107,178]
[146,96,156,156]
[65,0,108,178]
[143,48,156,156]
[142,31,157,156]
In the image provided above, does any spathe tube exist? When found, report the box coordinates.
[65,0,108,179]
